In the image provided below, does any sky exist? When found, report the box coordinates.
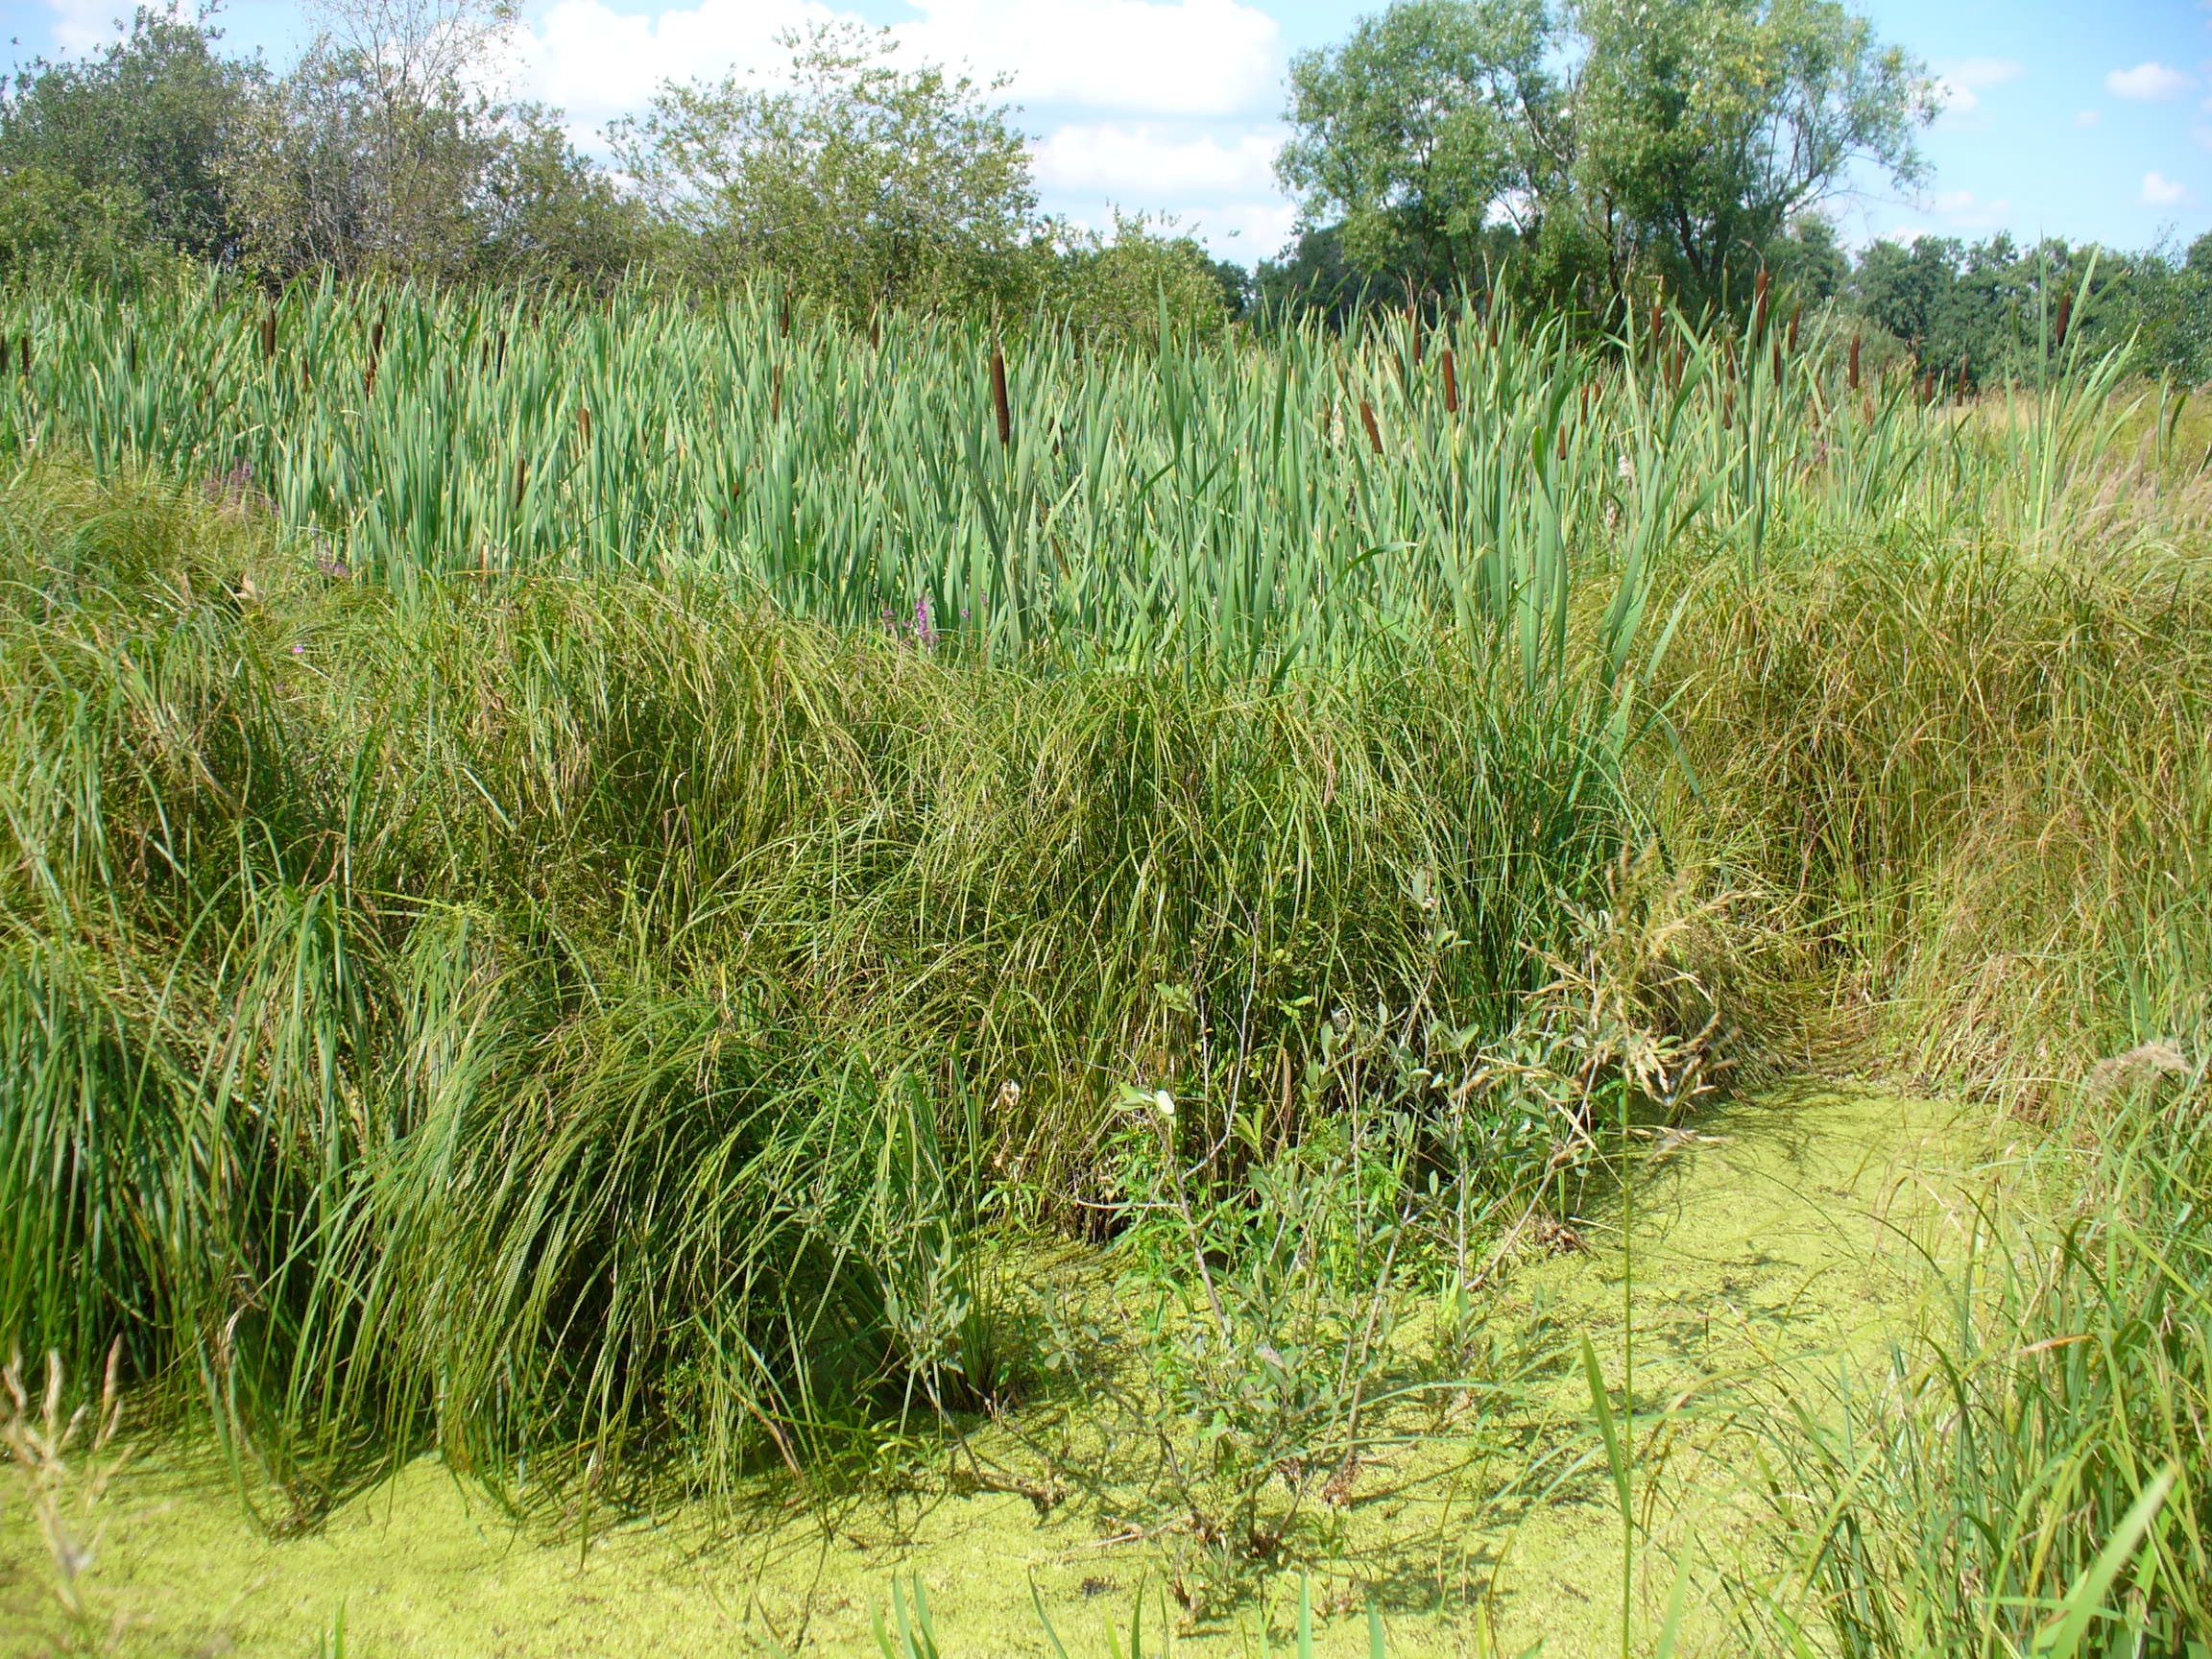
[4,0,2210,266]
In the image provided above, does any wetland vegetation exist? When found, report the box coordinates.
[4,0,2212,1651]
[2,268,2209,1654]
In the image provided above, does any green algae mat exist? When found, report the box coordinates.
[2,1089,1997,1658]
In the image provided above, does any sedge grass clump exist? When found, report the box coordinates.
[0,461,1633,1521]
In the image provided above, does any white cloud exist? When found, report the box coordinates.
[1933,57,2023,125]
[510,0,833,122]
[1033,124,1281,195]
[2107,61,2197,102]
[1932,189,2011,231]
[895,0,1279,118]
[2198,123,2212,150]
[2143,170,2193,206]
[509,0,1281,126]
[45,0,125,55]
[2075,108,2102,128]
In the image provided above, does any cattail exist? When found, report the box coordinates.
[1787,302,1801,355]
[1848,333,1862,392]
[578,405,593,445]
[514,454,527,510]
[261,305,276,361]
[1752,268,1769,340]
[869,313,879,349]
[990,345,1011,448]
[128,335,137,374]
[779,298,790,338]
[1557,422,1569,461]
[1771,338,1784,384]
[1721,387,1734,429]
[2054,289,2073,351]
[1358,397,1382,455]
[1442,348,1458,415]
[17,333,28,377]
[770,364,781,421]
[1863,393,1874,425]
[1648,298,1664,352]
[1408,299,1423,365]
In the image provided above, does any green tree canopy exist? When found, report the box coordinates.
[1573,0,1933,313]
[0,5,262,262]
[1275,0,1555,294]
[1274,0,1934,320]
[611,23,1043,317]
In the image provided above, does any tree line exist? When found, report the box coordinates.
[4,0,2210,377]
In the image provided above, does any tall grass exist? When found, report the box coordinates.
[3,269,2210,1648]
[0,462,1629,1518]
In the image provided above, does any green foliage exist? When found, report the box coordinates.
[1043,212,1239,342]
[1274,0,1933,323]
[1570,0,1932,314]
[1277,0,1555,293]
[612,22,1042,316]
[0,165,161,285]
[0,5,261,264]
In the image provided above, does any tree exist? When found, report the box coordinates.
[1043,211,1238,341]
[1273,0,1932,322]
[224,0,638,284]
[0,5,263,262]
[611,23,1043,315]
[1275,0,1556,295]
[1570,0,1933,315]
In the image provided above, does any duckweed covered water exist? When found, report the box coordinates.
[1,1089,1997,1657]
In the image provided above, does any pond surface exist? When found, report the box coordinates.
[1,1088,2003,1657]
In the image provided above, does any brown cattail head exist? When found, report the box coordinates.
[1358,397,1382,455]
[1863,393,1874,425]
[1752,268,1769,339]
[1720,386,1734,429]
[1648,298,1664,350]
[128,335,137,373]
[1787,302,1801,355]
[0,338,9,376]
[261,306,276,361]
[1771,338,1784,383]
[1442,347,1458,415]
[2055,289,2073,351]
[578,405,593,445]
[1848,333,1862,392]
[514,454,528,510]
[779,298,790,338]
[1557,421,1569,461]
[990,346,1011,448]
[770,364,781,421]
[869,313,880,349]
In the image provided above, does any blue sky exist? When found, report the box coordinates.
[6,0,2209,264]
